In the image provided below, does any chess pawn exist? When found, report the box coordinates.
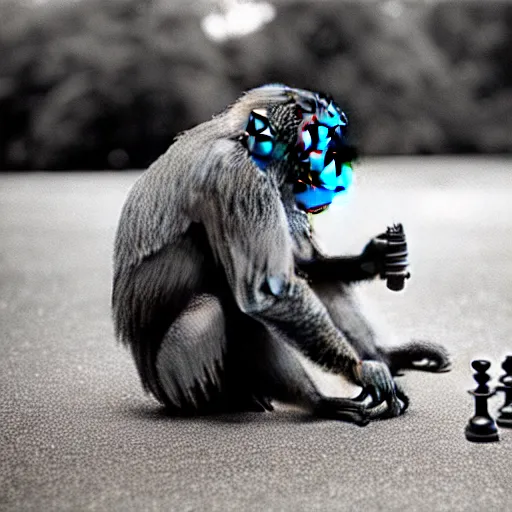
[465,360,499,443]
[496,355,512,428]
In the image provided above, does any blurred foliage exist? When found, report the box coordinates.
[0,0,511,170]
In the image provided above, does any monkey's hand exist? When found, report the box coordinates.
[360,226,410,291]
[353,360,409,419]
[300,233,396,284]
[359,233,390,279]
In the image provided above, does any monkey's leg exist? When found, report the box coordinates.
[231,316,369,425]
[155,292,274,414]
[155,293,228,414]
[311,280,450,376]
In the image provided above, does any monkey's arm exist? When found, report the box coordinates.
[299,235,388,284]
[281,196,393,285]
[199,140,404,415]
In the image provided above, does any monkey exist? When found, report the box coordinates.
[112,84,450,424]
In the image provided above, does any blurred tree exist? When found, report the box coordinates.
[0,0,510,169]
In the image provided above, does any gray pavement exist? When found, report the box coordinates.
[1,157,512,511]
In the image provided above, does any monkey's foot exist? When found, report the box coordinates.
[354,382,409,420]
[314,397,370,426]
[384,340,452,376]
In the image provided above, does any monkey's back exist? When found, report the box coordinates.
[111,113,251,400]
[111,85,315,403]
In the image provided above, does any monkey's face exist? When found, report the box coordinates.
[245,90,356,214]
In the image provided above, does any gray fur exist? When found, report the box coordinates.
[112,84,450,421]
[156,294,226,409]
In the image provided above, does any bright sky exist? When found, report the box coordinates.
[201,1,276,42]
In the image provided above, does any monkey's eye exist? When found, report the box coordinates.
[244,109,276,169]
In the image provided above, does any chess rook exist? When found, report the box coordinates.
[497,355,512,428]
[465,359,499,443]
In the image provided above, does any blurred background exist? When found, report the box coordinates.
[0,0,511,171]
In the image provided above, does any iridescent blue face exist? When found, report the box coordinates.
[292,96,354,213]
[244,93,355,214]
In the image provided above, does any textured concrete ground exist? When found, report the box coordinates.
[1,157,511,511]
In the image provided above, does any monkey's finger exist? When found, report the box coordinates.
[384,395,404,418]
[377,363,394,393]
[340,410,370,427]
[359,360,394,398]
[353,387,391,421]
[353,388,374,406]
[379,381,409,419]
[394,381,410,414]
[364,395,402,420]
[364,397,389,420]
[361,381,408,420]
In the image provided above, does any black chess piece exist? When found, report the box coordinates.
[496,355,512,428]
[383,224,410,292]
[465,360,499,443]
